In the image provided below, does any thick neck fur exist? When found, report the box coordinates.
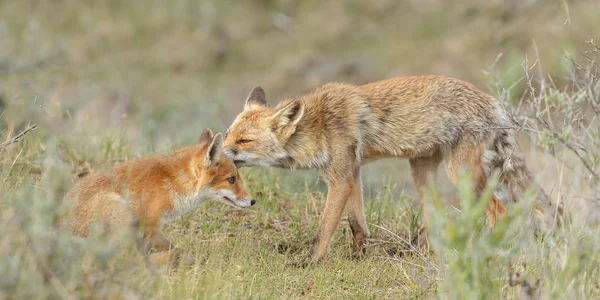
[275,94,330,170]
[164,148,211,215]
[273,82,369,171]
[116,145,210,225]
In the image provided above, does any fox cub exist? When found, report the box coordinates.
[62,129,255,266]
[224,75,557,264]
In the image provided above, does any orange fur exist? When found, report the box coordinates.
[62,129,255,267]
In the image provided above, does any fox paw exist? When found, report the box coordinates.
[350,240,368,260]
[410,225,429,250]
[350,251,367,261]
[291,261,310,269]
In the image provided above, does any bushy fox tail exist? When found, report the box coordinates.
[491,129,563,228]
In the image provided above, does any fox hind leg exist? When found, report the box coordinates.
[446,142,507,227]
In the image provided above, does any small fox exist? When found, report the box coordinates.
[224,76,556,264]
[62,129,256,266]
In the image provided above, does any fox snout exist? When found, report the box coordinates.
[233,160,247,167]
[223,149,249,167]
[223,149,236,160]
[222,196,256,208]
[215,186,256,208]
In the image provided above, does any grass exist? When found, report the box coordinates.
[2,118,599,299]
[1,138,439,298]
[1,0,600,299]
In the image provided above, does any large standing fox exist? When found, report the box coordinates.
[62,129,256,266]
[224,75,555,264]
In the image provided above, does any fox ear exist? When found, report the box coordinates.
[272,100,304,135]
[244,86,267,110]
[198,129,214,144]
[205,133,223,167]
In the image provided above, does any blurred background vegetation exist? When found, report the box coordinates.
[1,0,598,197]
[1,1,599,298]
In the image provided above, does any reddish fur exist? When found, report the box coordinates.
[62,130,253,267]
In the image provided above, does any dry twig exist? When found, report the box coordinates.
[0,123,38,152]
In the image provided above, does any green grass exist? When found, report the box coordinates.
[0,138,439,298]
[1,131,599,299]
[1,1,600,299]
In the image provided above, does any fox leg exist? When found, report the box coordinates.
[309,168,357,264]
[146,248,195,269]
[138,229,191,268]
[140,229,174,254]
[147,248,182,266]
[346,170,369,257]
[447,142,507,227]
[408,150,442,248]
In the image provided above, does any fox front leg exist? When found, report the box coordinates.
[307,175,356,264]
[138,229,193,268]
[346,170,369,258]
[140,229,173,254]
[146,248,195,269]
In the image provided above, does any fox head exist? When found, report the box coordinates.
[223,87,304,167]
[194,129,256,208]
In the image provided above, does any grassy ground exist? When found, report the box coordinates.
[1,1,600,299]
[2,132,599,299]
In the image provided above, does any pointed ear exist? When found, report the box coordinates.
[198,128,214,144]
[205,133,223,167]
[272,100,304,130]
[244,86,267,110]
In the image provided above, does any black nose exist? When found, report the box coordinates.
[250,199,256,206]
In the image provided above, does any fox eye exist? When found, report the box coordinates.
[236,139,253,145]
[227,176,236,184]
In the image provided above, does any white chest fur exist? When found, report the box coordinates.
[160,189,211,226]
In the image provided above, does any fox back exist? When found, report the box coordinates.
[224,76,507,169]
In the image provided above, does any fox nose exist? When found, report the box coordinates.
[250,199,256,206]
